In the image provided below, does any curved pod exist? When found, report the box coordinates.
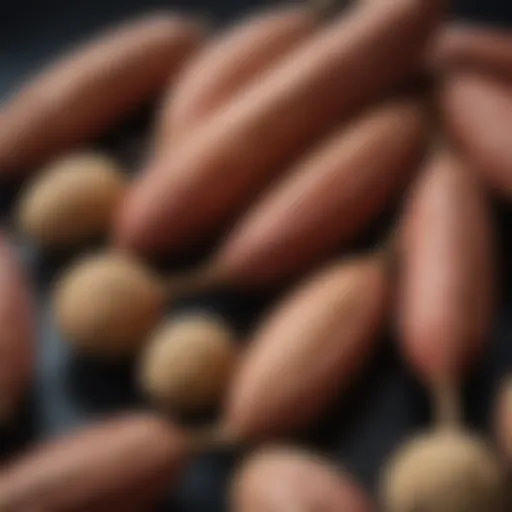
[204,97,426,289]
[222,251,389,440]
[155,5,317,148]
[116,0,444,255]
[0,414,189,510]
[0,13,204,175]
[442,71,512,198]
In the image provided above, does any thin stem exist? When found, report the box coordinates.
[431,379,462,428]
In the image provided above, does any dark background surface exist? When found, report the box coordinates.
[1,1,512,510]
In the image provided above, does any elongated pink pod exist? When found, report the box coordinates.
[203,97,426,289]
[0,413,189,510]
[442,71,512,197]
[155,5,317,148]
[222,251,389,440]
[116,0,444,256]
[232,447,375,512]
[0,13,204,176]
[398,152,495,384]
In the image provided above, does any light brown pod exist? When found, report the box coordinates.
[222,250,389,441]
[139,313,238,414]
[232,447,375,512]
[494,375,512,463]
[0,13,204,176]
[155,5,317,148]
[17,152,126,249]
[53,252,165,357]
[430,23,512,78]
[381,429,506,512]
[0,234,35,419]
[441,71,512,197]
[197,97,426,289]
[0,413,190,511]
[115,0,444,256]
[398,151,495,385]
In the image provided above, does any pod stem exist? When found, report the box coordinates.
[189,424,240,453]
[432,379,462,429]
[164,265,227,300]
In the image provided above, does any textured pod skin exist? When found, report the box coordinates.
[0,414,189,511]
[17,152,126,249]
[232,447,375,512]
[431,23,512,78]
[381,430,506,512]
[222,252,389,440]
[206,97,426,289]
[139,313,238,414]
[155,5,317,148]
[0,13,204,176]
[0,235,35,419]
[442,71,512,197]
[54,253,165,357]
[116,0,444,256]
[398,152,495,384]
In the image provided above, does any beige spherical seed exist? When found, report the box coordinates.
[17,152,126,249]
[140,314,238,414]
[381,429,506,512]
[54,252,165,357]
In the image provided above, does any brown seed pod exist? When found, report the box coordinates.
[139,313,238,414]
[17,152,126,249]
[0,413,190,510]
[53,252,165,357]
[232,446,375,512]
[381,429,506,512]
[221,249,390,441]
[0,234,35,420]
[0,13,204,176]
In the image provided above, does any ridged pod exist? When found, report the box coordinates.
[221,250,390,440]
[116,0,445,255]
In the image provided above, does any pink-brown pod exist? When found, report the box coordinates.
[154,5,317,149]
[0,13,204,176]
[442,71,512,197]
[199,97,426,289]
[222,251,390,441]
[398,151,495,386]
[232,447,375,512]
[430,23,512,78]
[494,375,512,463]
[0,413,190,510]
[115,0,444,256]
[0,234,35,419]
